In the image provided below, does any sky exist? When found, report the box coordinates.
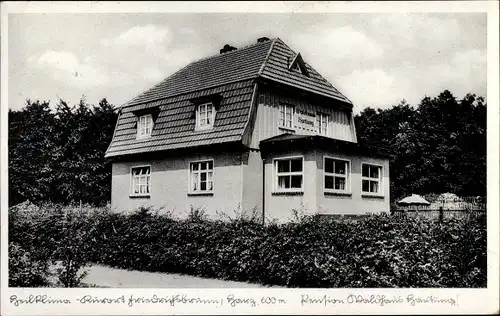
[8,12,487,113]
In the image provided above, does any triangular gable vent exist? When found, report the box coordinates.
[288,53,309,76]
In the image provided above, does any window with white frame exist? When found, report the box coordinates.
[196,103,215,130]
[275,157,303,191]
[190,160,214,193]
[279,103,294,129]
[362,164,382,194]
[137,114,153,138]
[316,113,329,135]
[131,166,151,195]
[324,157,350,192]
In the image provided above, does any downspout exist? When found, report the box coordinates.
[262,156,266,225]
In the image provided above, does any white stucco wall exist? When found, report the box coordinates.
[315,150,390,216]
[111,151,244,219]
[262,148,390,223]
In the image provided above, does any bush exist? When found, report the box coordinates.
[9,203,487,288]
[9,242,51,287]
[8,201,107,287]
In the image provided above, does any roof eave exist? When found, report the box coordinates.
[260,135,394,158]
[105,139,247,161]
[257,76,353,109]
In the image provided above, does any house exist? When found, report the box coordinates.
[105,37,392,222]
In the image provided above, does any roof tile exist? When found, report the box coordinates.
[106,37,353,158]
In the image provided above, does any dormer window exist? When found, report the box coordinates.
[288,53,309,77]
[196,103,215,130]
[137,114,153,138]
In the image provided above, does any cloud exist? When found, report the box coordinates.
[292,25,383,62]
[102,24,172,48]
[339,47,486,112]
[425,48,486,98]
[33,50,133,90]
[338,69,400,111]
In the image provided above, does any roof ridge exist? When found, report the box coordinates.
[126,38,276,107]
[126,61,194,107]
[274,37,353,105]
[257,38,278,76]
[187,37,277,66]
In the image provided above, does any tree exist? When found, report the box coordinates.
[355,90,486,202]
[9,97,118,206]
[9,100,59,205]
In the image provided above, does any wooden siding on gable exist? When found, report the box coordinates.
[249,87,356,149]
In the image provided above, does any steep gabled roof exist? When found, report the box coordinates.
[260,39,351,104]
[126,38,351,107]
[106,37,353,158]
[127,40,274,106]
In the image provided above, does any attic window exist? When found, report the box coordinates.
[196,103,215,130]
[137,114,153,139]
[288,53,309,76]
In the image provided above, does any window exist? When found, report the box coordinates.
[316,113,329,135]
[131,166,151,196]
[324,157,350,193]
[362,164,382,194]
[190,160,214,193]
[137,114,153,138]
[196,103,215,130]
[274,157,303,191]
[279,104,294,129]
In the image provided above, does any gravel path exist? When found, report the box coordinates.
[82,264,267,288]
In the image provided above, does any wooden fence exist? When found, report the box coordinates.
[392,196,486,222]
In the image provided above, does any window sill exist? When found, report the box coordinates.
[272,190,304,196]
[130,194,151,199]
[361,194,385,199]
[188,192,214,196]
[136,135,152,141]
[325,191,352,197]
[194,126,214,133]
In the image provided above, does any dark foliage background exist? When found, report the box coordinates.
[7,90,486,206]
[9,204,487,288]
[8,98,118,206]
[354,90,486,202]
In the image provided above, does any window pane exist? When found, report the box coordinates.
[335,161,346,174]
[277,160,290,173]
[208,181,213,191]
[324,158,333,173]
[362,165,370,177]
[201,162,207,170]
[370,181,379,193]
[290,158,302,172]
[334,177,345,190]
[192,163,198,171]
[291,175,302,188]
[362,180,369,192]
[325,175,334,189]
[279,105,285,126]
[207,171,213,181]
[200,172,207,181]
[192,173,198,191]
[370,167,379,179]
[200,181,206,191]
[278,176,290,189]
[208,161,213,170]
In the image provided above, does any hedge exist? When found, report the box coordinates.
[9,202,487,288]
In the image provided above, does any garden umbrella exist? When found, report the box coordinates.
[397,194,431,206]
